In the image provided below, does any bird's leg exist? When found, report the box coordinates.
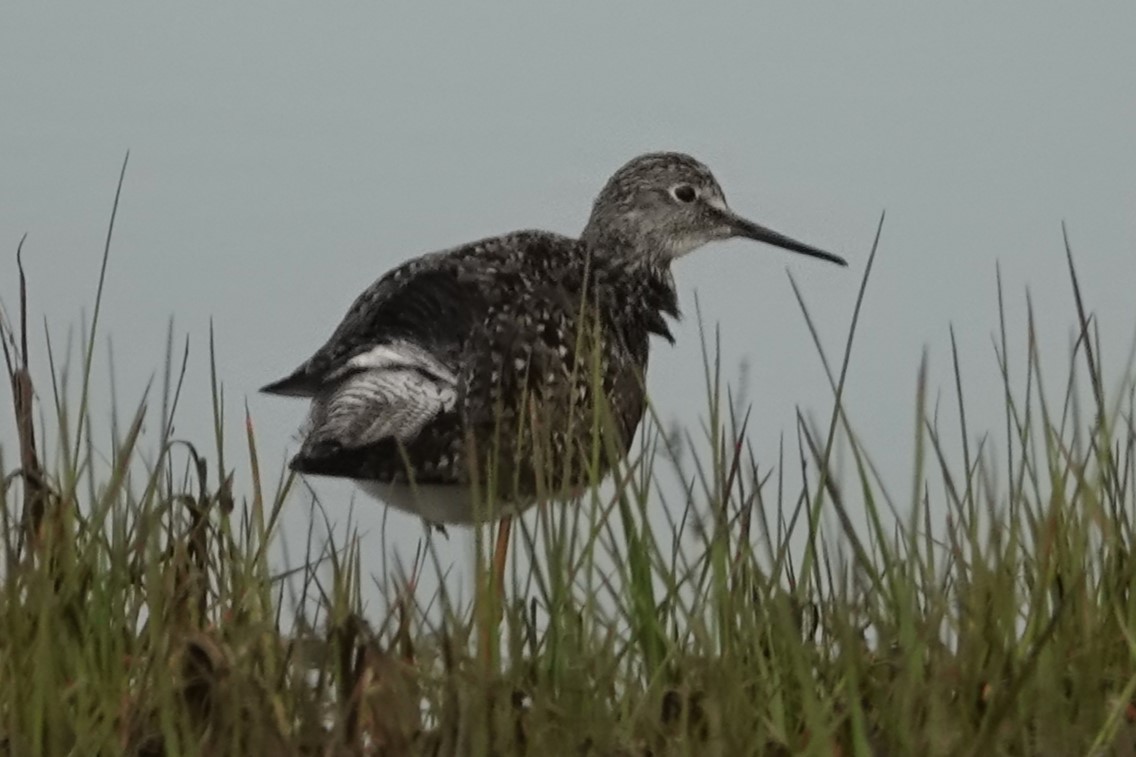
[477,514,512,668]
[492,515,511,612]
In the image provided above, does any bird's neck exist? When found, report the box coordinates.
[580,240,681,350]
[580,222,669,264]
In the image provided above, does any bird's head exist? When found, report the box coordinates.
[581,151,846,267]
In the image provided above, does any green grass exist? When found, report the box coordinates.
[4,167,1136,755]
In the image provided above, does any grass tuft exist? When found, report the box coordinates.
[3,178,1136,755]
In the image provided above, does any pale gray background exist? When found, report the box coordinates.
[3,4,1134,606]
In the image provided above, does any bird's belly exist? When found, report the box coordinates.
[356,480,536,525]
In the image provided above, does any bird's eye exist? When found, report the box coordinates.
[671,184,697,203]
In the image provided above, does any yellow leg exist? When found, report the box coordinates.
[492,515,512,601]
[479,515,512,667]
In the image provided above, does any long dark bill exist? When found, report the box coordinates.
[728,212,847,267]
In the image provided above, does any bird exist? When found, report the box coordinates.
[261,152,846,530]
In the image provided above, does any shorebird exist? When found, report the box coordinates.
[262,152,845,579]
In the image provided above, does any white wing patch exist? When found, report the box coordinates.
[342,341,457,383]
[305,341,458,447]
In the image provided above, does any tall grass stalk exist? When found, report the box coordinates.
[3,174,1136,754]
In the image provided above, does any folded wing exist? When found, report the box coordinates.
[260,230,580,487]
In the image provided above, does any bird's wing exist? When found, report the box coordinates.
[262,231,579,483]
[261,256,479,397]
[261,230,576,396]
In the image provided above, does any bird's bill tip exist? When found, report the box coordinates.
[728,213,847,267]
